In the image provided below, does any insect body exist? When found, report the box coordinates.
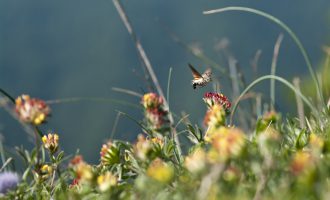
[188,63,212,89]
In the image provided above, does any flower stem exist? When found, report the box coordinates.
[0,88,15,104]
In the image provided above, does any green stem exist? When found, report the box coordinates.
[34,126,43,167]
[34,126,43,138]
[166,67,173,108]
[204,6,324,107]
[270,34,284,110]
[0,88,15,104]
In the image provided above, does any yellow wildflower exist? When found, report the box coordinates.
[75,163,93,183]
[151,136,164,148]
[184,148,207,173]
[209,127,245,161]
[42,133,59,153]
[100,140,120,165]
[134,134,152,161]
[309,133,324,151]
[147,158,174,183]
[141,93,163,110]
[97,172,118,192]
[15,95,50,125]
[290,151,314,176]
[37,164,53,180]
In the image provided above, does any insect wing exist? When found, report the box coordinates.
[188,63,202,79]
[202,68,212,77]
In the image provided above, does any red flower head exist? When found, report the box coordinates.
[203,92,231,111]
[15,95,50,125]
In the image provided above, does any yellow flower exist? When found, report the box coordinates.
[97,172,118,192]
[204,104,226,141]
[42,133,59,153]
[208,127,245,162]
[204,104,226,127]
[151,136,164,148]
[69,155,93,183]
[309,133,324,151]
[141,93,169,131]
[141,93,163,110]
[134,134,152,161]
[37,164,53,180]
[290,151,314,176]
[184,148,207,173]
[15,95,50,125]
[147,158,174,183]
[100,140,120,165]
[41,164,52,173]
[75,163,93,183]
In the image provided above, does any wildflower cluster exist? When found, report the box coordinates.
[42,133,59,154]
[97,171,117,192]
[203,92,232,141]
[15,95,50,125]
[203,92,231,111]
[2,84,330,199]
[207,127,246,162]
[146,158,174,183]
[100,140,121,166]
[141,93,170,134]
[70,155,94,186]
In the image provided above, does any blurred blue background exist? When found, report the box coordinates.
[1,0,329,163]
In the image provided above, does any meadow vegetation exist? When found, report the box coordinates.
[0,3,330,200]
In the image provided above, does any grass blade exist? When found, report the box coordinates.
[110,112,122,140]
[230,75,318,125]
[45,97,141,110]
[293,77,306,128]
[0,157,13,172]
[166,67,173,108]
[270,34,284,110]
[115,110,149,134]
[112,87,143,98]
[0,88,15,104]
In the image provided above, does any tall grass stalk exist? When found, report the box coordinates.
[0,158,13,172]
[228,55,248,130]
[0,99,36,139]
[270,34,284,111]
[0,88,15,104]
[112,0,182,156]
[167,67,173,108]
[293,77,306,128]
[322,46,330,98]
[0,135,7,168]
[251,50,262,79]
[204,6,324,107]
[230,75,318,125]
[110,112,122,140]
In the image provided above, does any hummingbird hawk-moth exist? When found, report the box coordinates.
[188,63,212,89]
